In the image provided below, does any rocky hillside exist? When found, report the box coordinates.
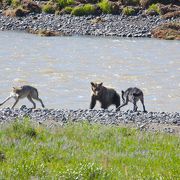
[0,0,179,39]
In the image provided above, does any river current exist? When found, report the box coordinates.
[0,32,179,111]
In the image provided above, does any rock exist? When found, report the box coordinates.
[140,0,154,9]
[90,16,105,24]
[21,0,42,14]
[151,22,180,40]
[0,12,179,38]
[27,28,66,36]
[110,2,121,15]
[2,8,29,17]
[159,4,180,15]
[162,11,180,19]
[146,9,159,16]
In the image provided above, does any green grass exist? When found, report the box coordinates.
[42,3,55,14]
[0,119,179,179]
[98,0,112,14]
[71,4,96,16]
[123,6,136,15]
[56,0,75,9]
[147,3,161,15]
[64,6,73,14]
[11,0,20,7]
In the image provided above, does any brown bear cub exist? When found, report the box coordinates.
[90,82,120,111]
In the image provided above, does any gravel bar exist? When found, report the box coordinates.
[0,106,179,134]
[0,13,179,37]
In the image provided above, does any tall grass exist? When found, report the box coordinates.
[56,0,75,9]
[0,120,179,179]
[147,3,161,14]
[98,0,112,14]
[123,6,136,15]
[71,4,96,16]
[42,3,56,14]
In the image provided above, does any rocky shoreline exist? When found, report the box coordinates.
[0,106,179,135]
[0,12,179,37]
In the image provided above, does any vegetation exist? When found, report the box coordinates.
[71,4,96,16]
[11,0,20,7]
[0,0,179,17]
[98,0,112,14]
[123,6,136,15]
[0,119,179,179]
[42,3,55,14]
[147,3,160,14]
[56,0,75,9]
[64,6,73,14]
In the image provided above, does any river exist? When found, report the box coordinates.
[0,31,179,112]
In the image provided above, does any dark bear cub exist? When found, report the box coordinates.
[90,82,120,110]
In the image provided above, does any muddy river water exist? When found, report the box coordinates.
[0,32,179,112]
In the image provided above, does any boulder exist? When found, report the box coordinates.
[121,0,140,6]
[110,2,121,15]
[3,8,29,17]
[162,11,180,19]
[159,4,180,15]
[151,23,180,40]
[146,9,159,16]
[27,29,66,36]
[21,0,41,13]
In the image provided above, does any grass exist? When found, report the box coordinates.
[123,6,136,15]
[56,0,75,9]
[98,0,112,14]
[42,3,55,14]
[71,4,96,16]
[147,3,161,15]
[64,6,73,13]
[0,119,179,179]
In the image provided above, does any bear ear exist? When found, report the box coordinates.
[91,82,95,87]
[100,82,103,86]
[121,90,124,94]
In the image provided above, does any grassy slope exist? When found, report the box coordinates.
[0,120,179,179]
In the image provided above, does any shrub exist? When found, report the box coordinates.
[64,6,73,14]
[83,4,96,14]
[11,0,20,7]
[147,3,160,14]
[42,3,55,14]
[56,0,75,9]
[71,4,96,16]
[122,6,136,15]
[98,0,112,14]
[71,6,85,16]
[140,0,175,8]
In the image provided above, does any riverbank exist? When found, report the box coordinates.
[0,12,179,37]
[0,106,179,135]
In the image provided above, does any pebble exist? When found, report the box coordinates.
[0,106,179,127]
[0,13,179,37]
